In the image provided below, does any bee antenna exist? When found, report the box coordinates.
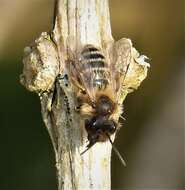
[106,133,127,167]
[80,142,96,155]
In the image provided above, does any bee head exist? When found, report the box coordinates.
[82,116,126,167]
[81,116,117,155]
[85,116,116,138]
[96,96,114,116]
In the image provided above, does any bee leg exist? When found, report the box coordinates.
[70,76,86,93]
[75,103,94,116]
[80,140,96,155]
[74,105,81,112]
[80,133,98,155]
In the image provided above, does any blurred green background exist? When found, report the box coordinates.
[0,0,184,190]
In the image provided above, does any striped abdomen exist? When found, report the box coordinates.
[80,45,110,90]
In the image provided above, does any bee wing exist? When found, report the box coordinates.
[68,55,95,102]
[105,38,132,101]
[76,56,96,101]
[76,46,113,102]
[67,38,98,102]
[109,38,150,102]
[114,38,132,94]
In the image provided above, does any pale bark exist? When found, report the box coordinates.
[20,0,149,190]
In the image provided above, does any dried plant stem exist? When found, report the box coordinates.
[20,0,149,190]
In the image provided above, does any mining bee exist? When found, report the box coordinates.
[67,39,139,166]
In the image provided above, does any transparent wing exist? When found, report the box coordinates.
[76,55,96,102]
[110,38,150,103]
[67,38,103,102]
[106,38,132,102]
[68,53,95,102]
[76,45,112,102]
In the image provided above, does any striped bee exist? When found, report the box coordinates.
[67,39,139,166]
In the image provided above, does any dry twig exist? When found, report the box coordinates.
[20,0,149,189]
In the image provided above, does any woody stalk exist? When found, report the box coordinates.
[20,0,149,190]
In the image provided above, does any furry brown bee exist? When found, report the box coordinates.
[67,42,129,165]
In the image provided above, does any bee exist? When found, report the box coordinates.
[68,40,133,166]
